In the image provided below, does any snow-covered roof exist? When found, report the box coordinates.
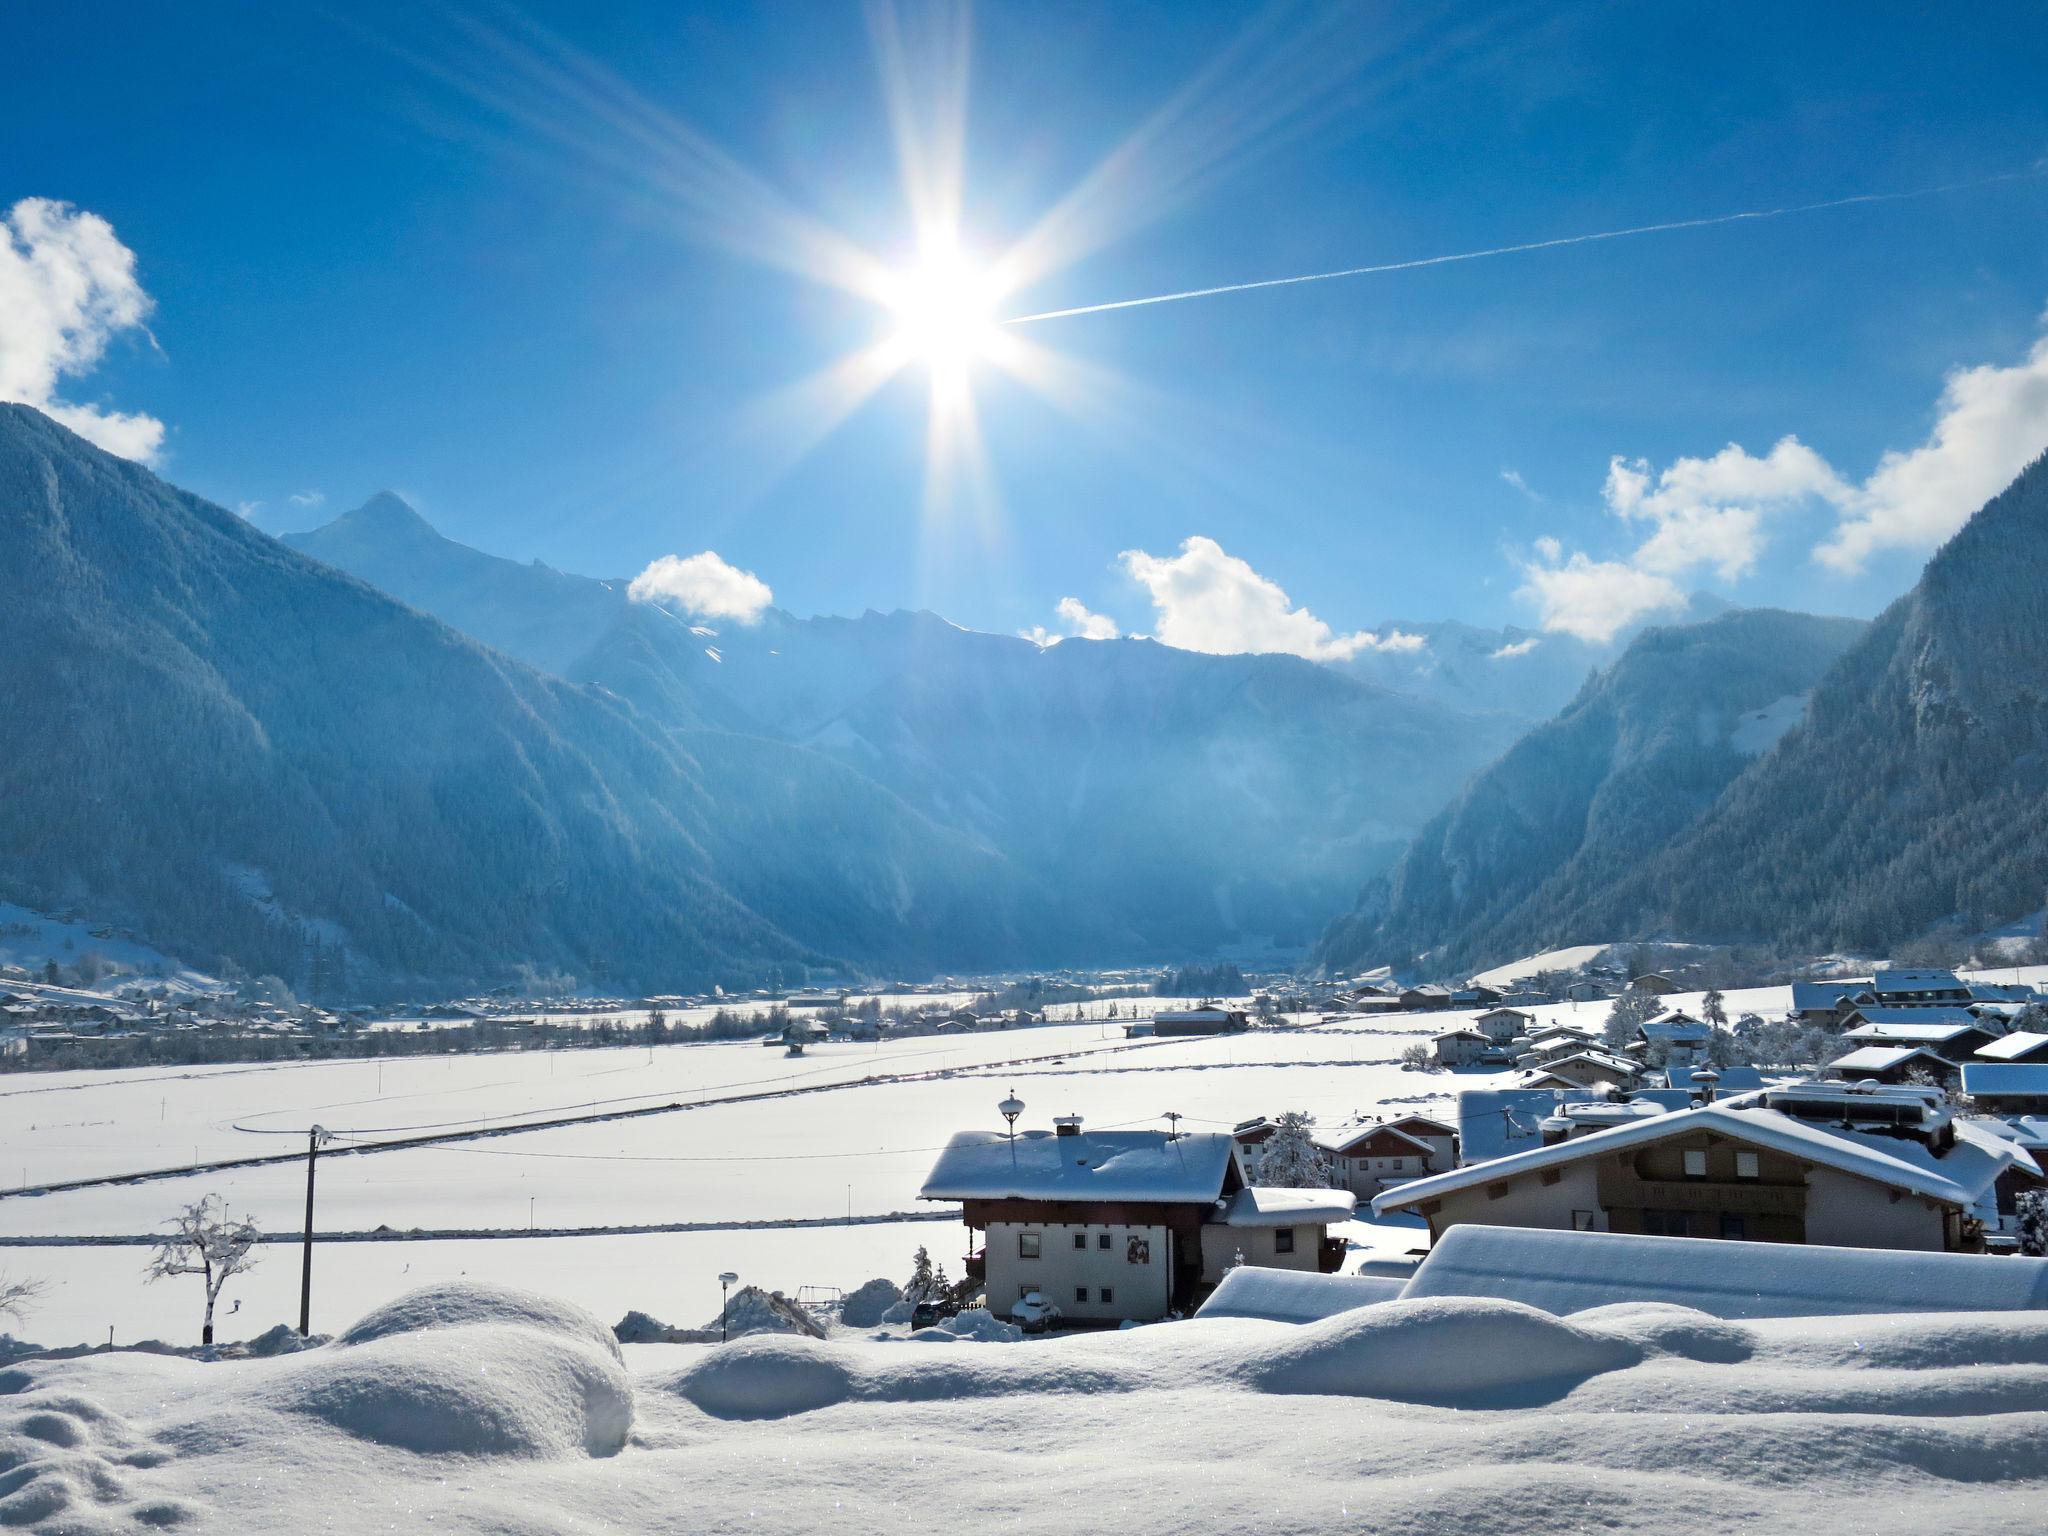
[1216,1186,1355,1227]
[1322,1122,1434,1157]
[1975,1031,2048,1062]
[919,1128,1238,1204]
[1383,1113,1457,1137]
[1791,980,1859,1010]
[1402,1224,2048,1319]
[1871,968,1966,995]
[1843,1016,1981,1042]
[1666,1064,1766,1092]
[1375,1100,2002,1215]
[1962,1063,2048,1097]
[1192,1266,1403,1322]
[1829,1044,1949,1073]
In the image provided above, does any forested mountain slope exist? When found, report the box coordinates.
[1316,609,1864,973]
[0,405,1099,994]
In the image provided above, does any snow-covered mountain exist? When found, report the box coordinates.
[0,405,1105,994]
[289,498,1537,955]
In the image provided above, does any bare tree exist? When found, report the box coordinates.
[146,1195,261,1346]
[0,1272,45,1330]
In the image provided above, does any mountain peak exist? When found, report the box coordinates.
[330,491,437,539]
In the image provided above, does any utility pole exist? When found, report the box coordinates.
[299,1125,331,1337]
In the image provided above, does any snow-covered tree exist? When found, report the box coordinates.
[1399,1041,1431,1070]
[904,1245,946,1304]
[1701,989,1727,1027]
[2018,1191,2048,1258]
[1602,990,1656,1051]
[1257,1111,1332,1188]
[146,1196,261,1346]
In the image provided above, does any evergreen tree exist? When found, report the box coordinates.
[2018,1191,2048,1258]
[1258,1111,1332,1188]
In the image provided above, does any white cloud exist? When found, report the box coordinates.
[1117,536,1416,663]
[1816,325,2048,571]
[1515,550,1685,644]
[1501,468,1542,502]
[236,500,264,521]
[627,551,774,624]
[1024,596,1121,647]
[1604,436,1847,581]
[0,197,164,461]
[288,489,325,508]
[1490,636,1540,659]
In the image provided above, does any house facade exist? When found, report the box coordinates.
[921,1114,1352,1324]
[1374,1083,2033,1254]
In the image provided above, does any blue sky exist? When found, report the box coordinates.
[6,2,2048,652]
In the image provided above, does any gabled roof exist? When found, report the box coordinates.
[1829,1044,1950,1074]
[1322,1122,1435,1157]
[1962,1062,2048,1096]
[921,1129,1239,1204]
[1374,1100,1996,1215]
[1791,980,1860,1010]
[1215,1186,1354,1227]
[1976,1031,2048,1062]
[1383,1113,1457,1137]
[1871,967,1966,994]
[1844,1007,1982,1031]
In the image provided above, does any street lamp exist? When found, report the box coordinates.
[999,1091,1024,1138]
[718,1271,739,1343]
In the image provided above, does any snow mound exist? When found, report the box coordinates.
[837,1277,901,1329]
[1756,1310,2048,1372]
[669,1335,856,1419]
[1237,1296,1644,1406]
[910,1309,1021,1344]
[261,1284,632,1458]
[339,1280,622,1362]
[703,1285,825,1340]
[1568,1303,1757,1362]
[0,1386,201,1529]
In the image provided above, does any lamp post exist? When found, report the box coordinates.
[1163,1110,1183,1142]
[718,1271,739,1343]
[1000,1091,1024,1164]
[299,1124,333,1337]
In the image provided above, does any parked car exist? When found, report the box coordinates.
[1009,1290,1061,1333]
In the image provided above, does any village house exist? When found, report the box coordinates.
[1231,1117,1276,1175]
[1522,1048,1643,1092]
[1151,1004,1250,1037]
[1431,1026,1494,1068]
[1838,1011,1997,1063]
[1827,1044,1955,1084]
[1472,1007,1536,1045]
[1398,984,1455,1012]
[1961,1064,2048,1116]
[920,1110,1352,1325]
[1974,1031,2048,1066]
[1626,973,1683,997]
[1319,1114,1459,1195]
[1866,967,1973,1006]
[1790,980,1861,1025]
[1374,1082,2034,1253]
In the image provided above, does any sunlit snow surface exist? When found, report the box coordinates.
[5,1277,2048,1534]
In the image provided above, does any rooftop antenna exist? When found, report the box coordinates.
[1163,1110,1183,1142]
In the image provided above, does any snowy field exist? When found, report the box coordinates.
[6,968,2043,1349]
[5,1278,2047,1534]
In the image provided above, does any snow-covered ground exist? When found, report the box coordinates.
[4,1278,2045,1534]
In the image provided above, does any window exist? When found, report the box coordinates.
[1735,1151,1760,1180]
[1572,1210,1597,1231]
[1274,1228,1296,1254]
[1073,1232,1087,1250]
[1643,1209,1689,1237]
[1719,1214,1747,1240]
[1097,1232,1112,1250]
[1075,1287,1088,1304]
[1099,1287,1113,1305]
[1682,1149,1708,1179]
[1018,1232,1041,1259]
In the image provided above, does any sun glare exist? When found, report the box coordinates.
[882,239,1000,372]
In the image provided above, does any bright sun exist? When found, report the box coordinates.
[882,240,1000,372]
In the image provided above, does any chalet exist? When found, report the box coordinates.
[1961,1064,2048,1116]
[1320,1121,1452,1195]
[1152,1004,1250,1038]
[1839,1011,1996,1063]
[1431,1027,1493,1069]
[1867,967,1971,1007]
[1398,984,1455,1012]
[1382,1113,1459,1168]
[1522,1049,1642,1091]
[1790,981,1861,1025]
[1974,1031,2048,1066]
[1828,1044,1954,1084]
[1472,1007,1535,1045]
[920,1112,1352,1324]
[1626,973,1683,997]
[1375,1082,2035,1253]
[1231,1117,1276,1175]
[1637,1010,1711,1059]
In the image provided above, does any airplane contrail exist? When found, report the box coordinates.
[1001,168,2047,325]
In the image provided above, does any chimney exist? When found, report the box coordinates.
[1693,1067,1720,1105]
[1054,1114,1084,1138]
